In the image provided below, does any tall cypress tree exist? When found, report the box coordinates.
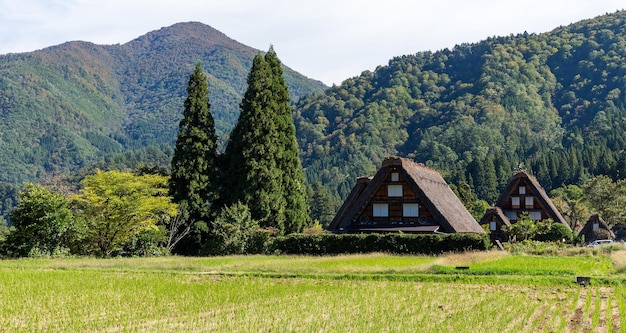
[169,62,218,252]
[264,47,309,233]
[222,53,286,231]
[222,48,309,233]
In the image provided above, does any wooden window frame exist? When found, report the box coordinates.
[388,184,403,197]
[391,172,399,182]
[403,203,419,217]
[373,203,389,217]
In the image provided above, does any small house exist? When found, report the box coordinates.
[479,207,511,243]
[578,214,614,243]
[480,171,571,238]
[328,156,484,234]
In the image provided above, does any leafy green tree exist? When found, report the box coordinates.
[6,183,78,257]
[550,184,589,230]
[0,217,9,255]
[535,222,573,242]
[169,62,219,253]
[583,175,626,227]
[451,182,489,221]
[222,49,308,233]
[73,170,177,256]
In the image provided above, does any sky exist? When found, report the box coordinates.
[0,0,624,86]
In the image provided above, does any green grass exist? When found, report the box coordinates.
[0,251,624,332]
[435,255,616,276]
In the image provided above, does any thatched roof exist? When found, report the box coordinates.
[328,156,484,233]
[495,171,570,229]
[479,207,511,227]
[578,214,615,240]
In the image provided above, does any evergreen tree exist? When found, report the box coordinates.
[307,182,340,227]
[265,47,309,233]
[222,53,286,231]
[467,156,498,204]
[222,49,309,233]
[169,62,218,252]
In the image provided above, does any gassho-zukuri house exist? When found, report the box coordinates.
[479,171,571,242]
[328,156,484,234]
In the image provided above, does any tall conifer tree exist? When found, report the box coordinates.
[169,62,218,251]
[223,53,286,231]
[264,47,309,233]
[222,48,308,233]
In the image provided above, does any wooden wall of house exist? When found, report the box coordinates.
[501,178,549,221]
[355,169,436,226]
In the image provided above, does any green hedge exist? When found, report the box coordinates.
[269,233,489,255]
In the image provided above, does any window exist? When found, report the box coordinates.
[388,184,403,197]
[391,172,399,182]
[505,211,518,221]
[511,197,520,208]
[489,221,497,231]
[373,204,388,217]
[524,196,534,208]
[593,223,599,231]
[519,186,526,195]
[403,203,419,217]
[529,211,542,220]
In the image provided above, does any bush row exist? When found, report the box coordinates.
[267,233,490,255]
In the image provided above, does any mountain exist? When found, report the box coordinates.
[295,10,626,203]
[0,22,326,185]
[4,11,626,217]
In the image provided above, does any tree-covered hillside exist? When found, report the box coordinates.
[295,10,626,203]
[0,22,326,185]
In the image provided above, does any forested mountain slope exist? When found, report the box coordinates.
[0,22,326,185]
[295,10,626,203]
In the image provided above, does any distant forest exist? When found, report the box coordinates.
[295,10,626,205]
[2,12,626,224]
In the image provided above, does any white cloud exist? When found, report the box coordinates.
[0,0,623,85]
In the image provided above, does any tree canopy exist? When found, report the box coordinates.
[72,170,177,256]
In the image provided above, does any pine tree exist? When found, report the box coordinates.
[169,62,218,252]
[222,48,309,233]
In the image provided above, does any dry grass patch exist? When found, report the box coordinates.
[433,250,509,267]
[610,250,626,272]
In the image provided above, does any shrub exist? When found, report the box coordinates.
[535,223,573,242]
[269,233,489,255]
[207,202,271,255]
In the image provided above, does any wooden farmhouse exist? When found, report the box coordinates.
[328,156,484,234]
[578,214,615,243]
[479,207,511,242]
[480,171,570,242]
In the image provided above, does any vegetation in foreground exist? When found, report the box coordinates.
[1,250,625,332]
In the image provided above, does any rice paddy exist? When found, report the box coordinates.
[0,251,625,332]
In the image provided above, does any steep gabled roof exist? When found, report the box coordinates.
[328,176,371,231]
[495,171,570,229]
[578,214,615,239]
[329,156,484,233]
[479,207,511,227]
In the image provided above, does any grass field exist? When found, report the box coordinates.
[1,250,625,332]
